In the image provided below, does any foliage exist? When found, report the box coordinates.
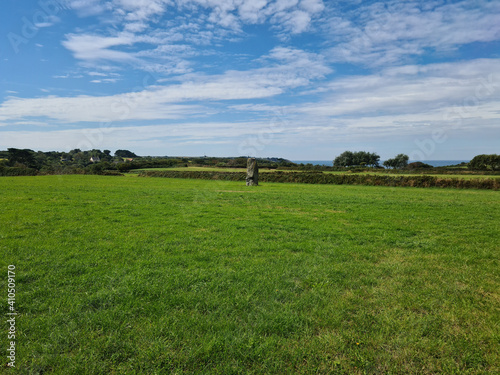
[115,149,138,158]
[406,161,433,169]
[333,151,380,167]
[0,148,128,175]
[1,175,499,374]
[140,170,500,190]
[0,149,298,176]
[7,148,38,168]
[468,154,500,171]
[383,154,409,169]
[117,158,181,171]
[0,165,38,176]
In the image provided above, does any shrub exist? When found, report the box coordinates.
[139,171,499,190]
[0,166,38,176]
[469,154,500,171]
[406,162,433,169]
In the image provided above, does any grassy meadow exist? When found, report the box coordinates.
[1,175,499,374]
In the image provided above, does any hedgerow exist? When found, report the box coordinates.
[0,166,38,176]
[138,170,499,190]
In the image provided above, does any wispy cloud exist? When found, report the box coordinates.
[327,0,500,66]
[34,15,61,28]
[90,78,120,83]
[62,33,137,62]
[61,0,326,67]
[0,46,329,124]
[66,0,109,17]
[292,58,500,137]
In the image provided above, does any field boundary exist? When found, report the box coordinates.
[138,170,500,190]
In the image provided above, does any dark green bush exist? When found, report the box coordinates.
[139,170,499,190]
[0,166,38,176]
[469,154,500,171]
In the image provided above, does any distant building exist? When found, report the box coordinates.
[90,156,101,163]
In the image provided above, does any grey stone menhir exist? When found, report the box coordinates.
[246,158,259,186]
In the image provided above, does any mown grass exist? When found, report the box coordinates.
[1,175,499,374]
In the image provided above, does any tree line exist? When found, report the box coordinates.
[468,154,499,171]
[0,148,296,175]
[1,148,498,175]
[333,151,499,170]
[333,151,411,169]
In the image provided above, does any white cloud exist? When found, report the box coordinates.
[34,15,60,28]
[0,94,204,124]
[59,0,327,78]
[327,0,500,66]
[238,0,268,23]
[1,47,328,124]
[67,0,109,16]
[298,59,500,116]
[299,0,324,14]
[279,10,311,34]
[62,33,137,62]
[289,58,500,142]
[90,78,120,83]
[65,0,325,35]
[88,72,108,77]
[0,121,283,152]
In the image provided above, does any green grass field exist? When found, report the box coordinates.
[1,175,499,374]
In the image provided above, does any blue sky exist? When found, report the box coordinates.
[1,0,499,160]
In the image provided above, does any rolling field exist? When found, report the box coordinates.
[1,175,499,374]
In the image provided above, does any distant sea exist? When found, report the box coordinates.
[292,160,470,167]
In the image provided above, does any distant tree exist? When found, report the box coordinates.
[384,154,409,169]
[468,154,500,171]
[406,161,433,169]
[7,148,37,168]
[383,159,395,169]
[395,154,409,168]
[72,151,88,166]
[115,149,138,158]
[367,152,380,167]
[333,151,354,167]
[61,152,71,160]
[100,150,112,162]
[334,151,380,167]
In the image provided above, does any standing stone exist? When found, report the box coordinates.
[246,158,259,186]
